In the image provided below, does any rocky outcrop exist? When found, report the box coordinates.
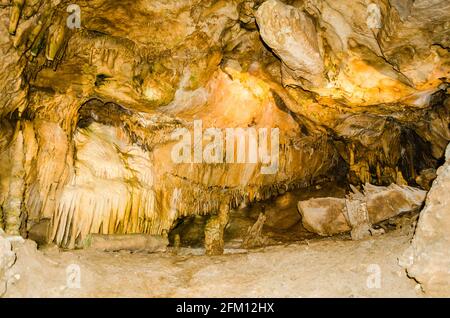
[298,184,426,237]
[405,144,450,296]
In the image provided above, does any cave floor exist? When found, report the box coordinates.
[5,226,422,298]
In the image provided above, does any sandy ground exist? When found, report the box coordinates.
[3,226,423,298]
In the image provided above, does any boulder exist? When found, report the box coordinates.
[263,192,302,230]
[298,184,426,237]
[298,198,349,236]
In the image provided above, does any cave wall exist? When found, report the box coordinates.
[0,0,448,252]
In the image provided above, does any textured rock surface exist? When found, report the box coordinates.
[255,0,325,87]
[298,197,348,236]
[298,184,426,236]
[2,227,422,298]
[406,143,450,296]
[204,203,230,256]
[0,230,16,296]
[256,0,450,106]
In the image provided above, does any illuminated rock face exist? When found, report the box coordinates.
[0,0,448,264]
[255,0,450,106]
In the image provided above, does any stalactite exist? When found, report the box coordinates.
[45,19,66,62]
[8,0,25,35]
[26,121,71,221]
[0,207,4,231]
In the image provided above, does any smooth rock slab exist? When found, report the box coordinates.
[298,184,426,236]
[298,198,348,236]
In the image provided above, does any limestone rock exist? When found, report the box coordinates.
[263,192,302,230]
[364,183,427,223]
[415,168,437,190]
[27,219,50,246]
[298,184,426,236]
[406,143,450,296]
[298,198,349,236]
[255,0,324,87]
[241,213,268,249]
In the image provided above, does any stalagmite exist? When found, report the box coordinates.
[8,0,24,35]
[173,234,181,254]
[4,124,25,235]
[344,188,371,240]
[0,0,447,299]
[204,203,230,256]
[241,213,268,249]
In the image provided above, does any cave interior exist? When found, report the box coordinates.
[0,0,449,297]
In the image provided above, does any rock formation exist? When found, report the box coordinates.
[298,183,427,237]
[405,143,450,296]
[0,0,448,296]
[255,0,325,87]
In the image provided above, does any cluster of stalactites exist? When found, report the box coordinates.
[47,120,336,248]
